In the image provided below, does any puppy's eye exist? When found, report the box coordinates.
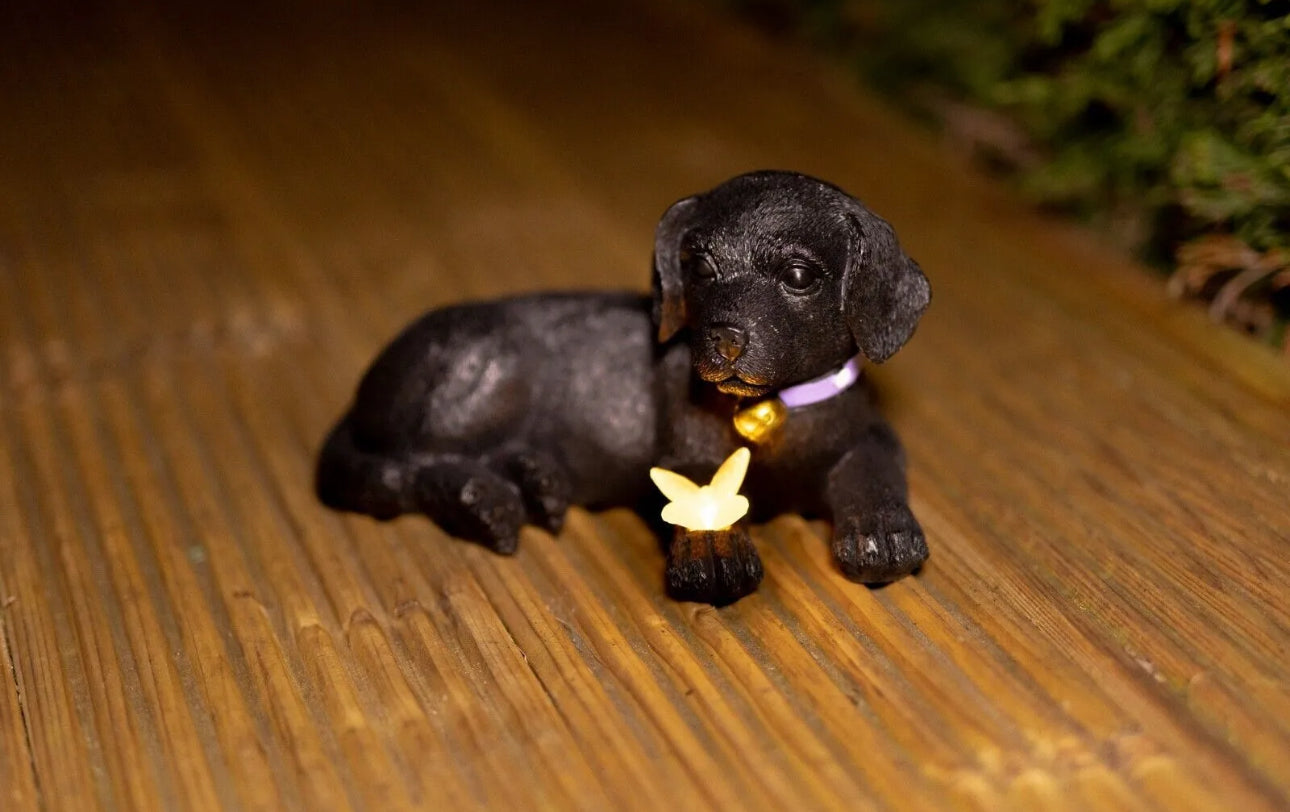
[780,262,819,293]
[688,254,717,282]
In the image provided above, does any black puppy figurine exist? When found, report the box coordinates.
[317,171,930,605]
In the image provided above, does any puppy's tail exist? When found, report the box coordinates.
[315,414,408,520]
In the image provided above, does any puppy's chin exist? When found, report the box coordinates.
[714,379,772,398]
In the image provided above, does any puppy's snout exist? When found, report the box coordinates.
[710,325,747,362]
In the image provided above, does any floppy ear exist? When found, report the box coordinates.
[652,196,697,343]
[842,206,930,363]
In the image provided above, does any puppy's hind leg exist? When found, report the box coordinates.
[405,457,528,554]
[485,448,572,534]
[316,417,528,553]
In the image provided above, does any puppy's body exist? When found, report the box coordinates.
[318,171,930,603]
[331,293,660,509]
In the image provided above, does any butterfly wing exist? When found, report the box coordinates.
[660,500,697,528]
[708,494,750,530]
[710,447,751,496]
[649,468,700,502]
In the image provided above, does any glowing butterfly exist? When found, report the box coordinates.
[649,448,751,531]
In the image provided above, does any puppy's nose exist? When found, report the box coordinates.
[710,325,747,362]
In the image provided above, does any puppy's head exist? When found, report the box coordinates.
[652,171,930,397]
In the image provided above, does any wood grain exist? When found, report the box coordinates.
[1,0,1288,809]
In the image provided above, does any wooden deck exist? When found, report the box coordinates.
[2,0,1289,808]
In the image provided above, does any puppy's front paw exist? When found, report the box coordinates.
[833,503,928,584]
[665,525,763,606]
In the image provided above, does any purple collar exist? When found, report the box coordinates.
[777,353,864,409]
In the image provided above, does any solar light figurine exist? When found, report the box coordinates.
[317,171,930,605]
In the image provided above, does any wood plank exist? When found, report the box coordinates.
[0,436,43,812]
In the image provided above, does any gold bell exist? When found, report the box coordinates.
[732,399,787,444]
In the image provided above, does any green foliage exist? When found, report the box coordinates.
[729,0,1290,260]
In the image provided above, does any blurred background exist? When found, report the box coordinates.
[722,0,1290,351]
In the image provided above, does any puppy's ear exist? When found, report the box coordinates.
[652,196,697,343]
[842,206,930,363]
